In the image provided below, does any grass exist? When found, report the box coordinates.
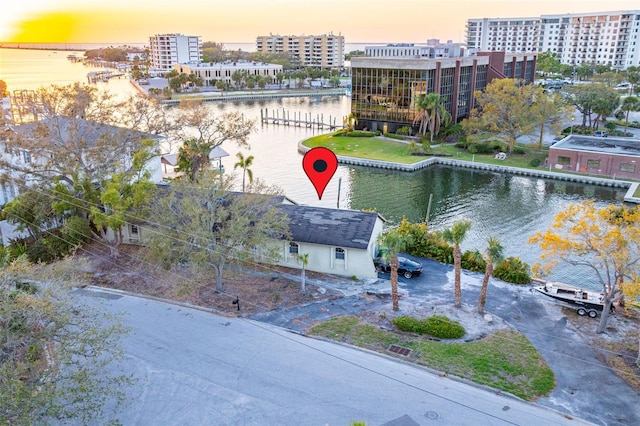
[302,132,549,169]
[634,185,640,198]
[303,133,419,164]
[309,316,556,400]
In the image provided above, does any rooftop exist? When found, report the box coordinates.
[552,135,640,156]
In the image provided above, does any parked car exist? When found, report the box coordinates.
[594,130,608,138]
[374,256,423,279]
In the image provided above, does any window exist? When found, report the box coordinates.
[620,163,636,173]
[587,159,600,169]
[558,156,571,166]
[22,150,31,163]
[289,242,299,254]
[335,247,345,260]
[130,224,139,235]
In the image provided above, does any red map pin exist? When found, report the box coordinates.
[302,147,338,200]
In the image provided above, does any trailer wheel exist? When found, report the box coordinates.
[588,310,598,318]
[577,307,587,316]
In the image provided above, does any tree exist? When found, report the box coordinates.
[529,202,640,334]
[276,71,284,89]
[440,220,472,308]
[564,83,619,129]
[535,51,562,76]
[216,79,228,95]
[413,93,451,143]
[0,257,130,424]
[462,79,537,152]
[531,90,570,149]
[233,152,254,192]
[1,189,58,240]
[0,83,167,212]
[147,173,290,292]
[378,229,413,311]
[592,88,620,129]
[297,252,309,293]
[343,113,358,132]
[620,96,640,134]
[478,237,504,314]
[173,102,256,182]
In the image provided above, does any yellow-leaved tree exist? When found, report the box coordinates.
[529,201,640,337]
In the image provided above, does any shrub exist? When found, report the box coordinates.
[7,240,28,261]
[383,132,406,141]
[467,142,494,154]
[62,216,92,245]
[392,315,466,339]
[343,130,375,137]
[393,316,428,334]
[26,239,54,263]
[461,250,486,273]
[375,130,381,136]
[396,126,411,136]
[529,158,541,167]
[512,146,526,155]
[493,257,532,284]
[424,315,466,339]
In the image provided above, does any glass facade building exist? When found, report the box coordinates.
[350,52,536,134]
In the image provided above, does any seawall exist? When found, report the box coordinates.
[298,141,638,198]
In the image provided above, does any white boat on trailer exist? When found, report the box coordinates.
[532,281,608,318]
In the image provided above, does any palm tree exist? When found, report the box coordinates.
[233,152,254,192]
[297,253,309,293]
[379,230,412,311]
[478,237,504,314]
[413,93,451,143]
[343,113,358,132]
[621,96,640,134]
[440,220,472,308]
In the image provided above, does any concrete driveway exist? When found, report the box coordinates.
[252,257,640,426]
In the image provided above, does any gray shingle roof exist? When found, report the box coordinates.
[279,204,382,250]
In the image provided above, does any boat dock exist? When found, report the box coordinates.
[260,108,340,130]
[87,70,126,83]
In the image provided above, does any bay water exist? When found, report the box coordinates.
[0,47,628,288]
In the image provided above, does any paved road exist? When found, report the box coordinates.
[252,258,640,426]
[78,287,588,426]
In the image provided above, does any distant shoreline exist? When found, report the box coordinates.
[0,43,144,52]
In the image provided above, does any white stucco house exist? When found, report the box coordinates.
[275,204,385,279]
[113,192,386,280]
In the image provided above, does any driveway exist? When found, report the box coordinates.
[251,256,640,426]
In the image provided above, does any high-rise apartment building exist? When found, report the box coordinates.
[467,10,640,70]
[466,18,541,54]
[149,33,202,71]
[255,33,345,69]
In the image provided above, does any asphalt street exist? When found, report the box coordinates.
[77,286,591,426]
[252,258,640,426]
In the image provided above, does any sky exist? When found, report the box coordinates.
[2,0,640,45]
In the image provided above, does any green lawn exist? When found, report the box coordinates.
[309,316,555,401]
[302,132,548,168]
[634,185,640,198]
[302,133,422,164]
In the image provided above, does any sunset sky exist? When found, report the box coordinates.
[3,0,640,45]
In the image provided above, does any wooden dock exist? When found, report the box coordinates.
[260,108,340,130]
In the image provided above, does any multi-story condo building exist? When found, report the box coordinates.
[350,52,536,134]
[467,10,640,70]
[174,61,283,87]
[255,33,344,69]
[365,39,467,58]
[149,33,202,71]
[466,18,541,53]
[539,11,640,70]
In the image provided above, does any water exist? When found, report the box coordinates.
[0,47,629,289]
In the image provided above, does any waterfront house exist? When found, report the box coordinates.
[548,135,640,180]
[174,60,283,88]
[114,192,385,280]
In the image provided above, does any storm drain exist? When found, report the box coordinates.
[388,344,412,357]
